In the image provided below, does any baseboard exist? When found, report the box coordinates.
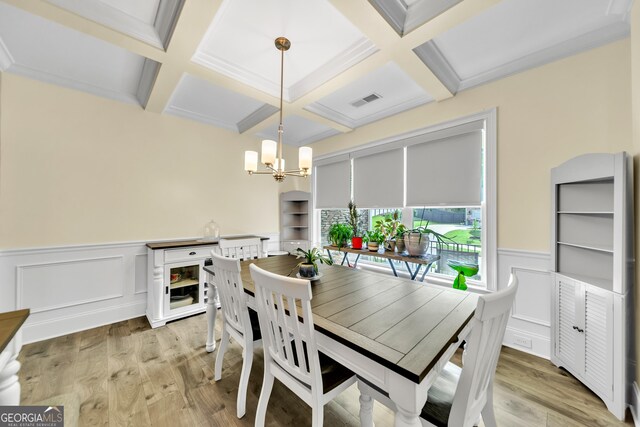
[503,326,550,359]
[631,382,640,427]
[23,299,147,344]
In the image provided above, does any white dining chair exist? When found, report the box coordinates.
[249,264,357,427]
[209,252,262,419]
[358,274,519,427]
[206,237,263,352]
[218,237,262,260]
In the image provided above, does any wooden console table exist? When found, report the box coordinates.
[0,309,29,405]
[323,245,439,281]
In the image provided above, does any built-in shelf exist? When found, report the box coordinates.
[557,211,613,215]
[281,191,311,252]
[170,278,199,289]
[557,241,613,254]
[550,152,633,421]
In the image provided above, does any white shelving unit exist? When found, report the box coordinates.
[550,152,633,420]
[280,191,311,253]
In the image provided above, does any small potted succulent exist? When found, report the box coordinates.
[295,247,333,278]
[363,229,385,252]
[348,201,363,249]
[328,223,353,248]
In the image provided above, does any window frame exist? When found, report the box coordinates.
[312,109,497,291]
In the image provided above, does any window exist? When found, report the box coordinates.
[313,110,496,289]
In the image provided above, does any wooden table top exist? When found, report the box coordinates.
[207,255,477,383]
[0,309,29,353]
[323,245,440,265]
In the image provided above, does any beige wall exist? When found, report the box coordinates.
[0,73,304,249]
[314,39,632,252]
[0,39,632,253]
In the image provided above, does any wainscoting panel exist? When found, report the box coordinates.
[498,248,551,359]
[17,256,125,314]
[0,232,279,344]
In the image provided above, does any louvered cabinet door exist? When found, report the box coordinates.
[555,277,580,368]
[583,286,613,399]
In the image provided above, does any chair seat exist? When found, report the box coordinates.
[421,362,462,427]
[289,344,354,394]
[247,308,262,341]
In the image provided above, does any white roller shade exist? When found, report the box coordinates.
[314,158,351,208]
[406,130,482,206]
[353,148,403,208]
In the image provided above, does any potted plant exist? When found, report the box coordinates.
[395,224,407,253]
[363,230,385,252]
[404,223,450,257]
[295,247,333,278]
[327,223,353,248]
[374,210,402,251]
[348,201,362,249]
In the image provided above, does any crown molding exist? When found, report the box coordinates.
[413,41,460,94]
[193,37,377,103]
[7,63,141,105]
[0,37,14,71]
[404,0,462,34]
[306,94,432,129]
[163,104,239,132]
[136,58,160,108]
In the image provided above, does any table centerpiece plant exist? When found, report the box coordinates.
[295,247,333,278]
[348,201,363,249]
[328,223,353,248]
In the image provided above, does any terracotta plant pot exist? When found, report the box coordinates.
[396,237,406,253]
[351,236,363,249]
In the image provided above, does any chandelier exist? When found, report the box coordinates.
[244,37,312,182]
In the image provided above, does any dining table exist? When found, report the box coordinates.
[204,255,478,427]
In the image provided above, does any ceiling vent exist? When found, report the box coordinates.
[351,93,382,107]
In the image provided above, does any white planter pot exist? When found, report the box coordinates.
[404,232,429,257]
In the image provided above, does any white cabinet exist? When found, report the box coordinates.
[280,191,311,253]
[553,274,617,405]
[550,152,633,420]
[146,242,217,328]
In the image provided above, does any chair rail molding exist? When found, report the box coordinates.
[0,232,279,344]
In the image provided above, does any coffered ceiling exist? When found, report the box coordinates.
[0,0,632,146]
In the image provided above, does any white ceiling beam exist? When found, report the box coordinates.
[145,0,222,113]
[0,0,165,62]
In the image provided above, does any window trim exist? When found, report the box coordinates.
[312,109,498,291]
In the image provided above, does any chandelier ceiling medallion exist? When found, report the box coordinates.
[244,37,312,182]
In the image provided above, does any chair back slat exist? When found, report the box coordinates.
[250,264,322,389]
[449,274,518,427]
[218,238,262,260]
[210,252,252,339]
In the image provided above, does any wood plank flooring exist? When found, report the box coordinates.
[19,314,633,426]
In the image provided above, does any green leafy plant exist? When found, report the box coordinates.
[363,229,385,245]
[395,223,407,240]
[295,247,333,273]
[374,210,402,241]
[328,223,353,247]
[407,222,451,244]
[348,201,360,237]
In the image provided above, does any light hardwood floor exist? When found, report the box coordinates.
[19,313,634,426]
